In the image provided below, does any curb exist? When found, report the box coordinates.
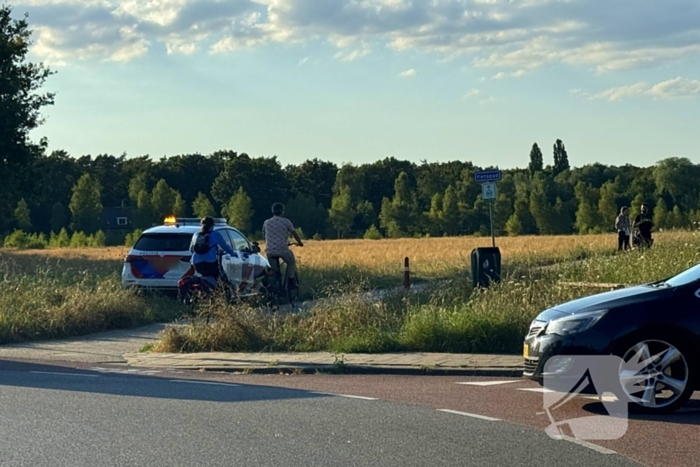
[129,363,525,377]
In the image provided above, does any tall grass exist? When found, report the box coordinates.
[156,234,700,355]
[0,252,185,344]
[16,231,691,300]
[2,230,698,351]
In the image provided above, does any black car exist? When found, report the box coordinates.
[523,262,700,414]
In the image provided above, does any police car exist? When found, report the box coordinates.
[121,216,270,296]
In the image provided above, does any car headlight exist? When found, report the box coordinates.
[545,310,608,336]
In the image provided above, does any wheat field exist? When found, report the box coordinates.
[7,231,696,280]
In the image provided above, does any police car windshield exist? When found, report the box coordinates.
[133,233,193,252]
[664,263,700,288]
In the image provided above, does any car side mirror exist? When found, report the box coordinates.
[251,242,261,254]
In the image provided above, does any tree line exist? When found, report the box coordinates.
[5,146,700,243]
[3,5,700,246]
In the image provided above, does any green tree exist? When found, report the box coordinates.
[363,224,383,240]
[511,185,537,235]
[286,193,328,237]
[552,139,570,176]
[598,181,619,231]
[128,172,149,204]
[529,180,557,234]
[574,182,601,234]
[441,185,461,236]
[328,185,355,238]
[134,190,154,228]
[425,192,444,237]
[173,192,186,217]
[528,143,543,176]
[50,202,67,233]
[69,173,102,234]
[14,198,32,231]
[653,157,700,212]
[191,192,216,218]
[378,197,398,237]
[653,199,668,230]
[150,179,179,221]
[380,171,419,238]
[0,5,55,233]
[493,194,513,235]
[668,205,687,229]
[354,200,376,233]
[505,214,522,236]
[223,187,254,234]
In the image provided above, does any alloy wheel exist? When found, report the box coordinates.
[619,339,689,409]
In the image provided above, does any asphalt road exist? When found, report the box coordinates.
[0,360,638,467]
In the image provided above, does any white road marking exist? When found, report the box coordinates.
[518,387,557,393]
[580,394,619,402]
[552,435,617,455]
[311,391,377,400]
[90,367,161,375]
[438,409,501,422]
[169,380,239,387]
[456,380,521,386]
[30,371,98,378]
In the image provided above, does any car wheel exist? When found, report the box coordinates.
[614,334,696,414]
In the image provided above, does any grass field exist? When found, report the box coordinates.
[1,231,698,351]
[4,232,645,293]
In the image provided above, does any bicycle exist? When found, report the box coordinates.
[263,243,301,310]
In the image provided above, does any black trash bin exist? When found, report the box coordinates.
[471,247,501,288]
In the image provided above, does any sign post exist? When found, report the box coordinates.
[475,171,500,247]
[471,169,502,288]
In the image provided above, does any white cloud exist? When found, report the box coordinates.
[398,68,416,77]
[492,72,506,79]
[13,0,700,73]
[463,88,481,98]
[591,77,700,101]
[333,47,370,62]
[649,77,700,99]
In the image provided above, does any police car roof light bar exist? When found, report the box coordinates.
[163,217,227,226]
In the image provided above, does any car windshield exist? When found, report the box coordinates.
[133,233,193,252]
[664,263,700,288]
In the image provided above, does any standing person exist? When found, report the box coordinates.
[633,204,654,248]
[262,203,304,287]
[615,207,631,251]
[190,216,236,282]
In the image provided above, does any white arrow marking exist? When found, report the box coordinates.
[456,380,521,386]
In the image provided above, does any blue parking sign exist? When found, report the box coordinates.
[475,170,502,182]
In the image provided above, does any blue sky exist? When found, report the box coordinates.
[14,0,700,169]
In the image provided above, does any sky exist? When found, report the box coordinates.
[12,0,700,169]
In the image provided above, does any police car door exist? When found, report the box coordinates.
[227,229,260,295]
[216,228,242,290]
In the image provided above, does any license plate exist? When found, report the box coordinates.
[523,343,529,358]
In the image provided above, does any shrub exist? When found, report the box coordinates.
[26,233,48,249]
[363,225,383,240]
[89,230,107,247]
[49,228,71,248]
[3,230,30,249]
[124,229,143,246]
[70,231,89,248]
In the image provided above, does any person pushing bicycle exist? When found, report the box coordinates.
[262,202,304,288]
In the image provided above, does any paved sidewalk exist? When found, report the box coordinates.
[0,323,524,376]
[123,350,524,376]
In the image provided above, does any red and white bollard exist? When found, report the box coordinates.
[403,257,411,289]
